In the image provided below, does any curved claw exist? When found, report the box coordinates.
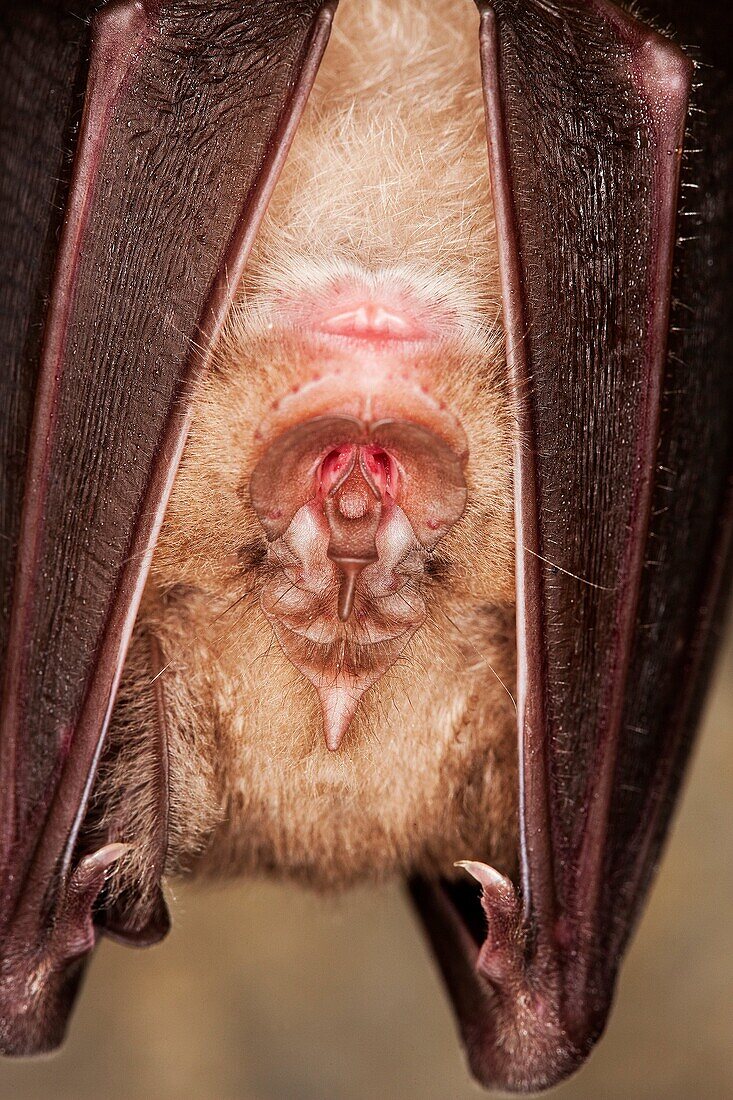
[456,860,525,986]
[53,843,132,961]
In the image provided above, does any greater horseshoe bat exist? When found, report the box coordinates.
[0,0,730,1092]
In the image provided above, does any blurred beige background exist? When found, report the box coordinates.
[0,620,730,1100]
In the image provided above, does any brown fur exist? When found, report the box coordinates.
[99,0,518,894]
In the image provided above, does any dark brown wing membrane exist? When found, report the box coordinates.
[0,0,334,1056]
[0,0,97,850]
[605,0,733,960]
[412,0,730,1091]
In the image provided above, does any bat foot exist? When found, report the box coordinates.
[454,861,607,1090]
[0,844,129,1056]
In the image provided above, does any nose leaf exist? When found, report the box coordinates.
[323,454,382,621]
[250,413,468,751]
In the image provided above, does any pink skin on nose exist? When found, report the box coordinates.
[319,444,396,499]
[257,280,468,459]
[319,444,398,622]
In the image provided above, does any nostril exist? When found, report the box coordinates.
[362,446,397,498]
[319,446,355,494]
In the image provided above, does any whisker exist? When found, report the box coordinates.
[432,601,517,712]
[148,575,263,685]
[520,544,616,592]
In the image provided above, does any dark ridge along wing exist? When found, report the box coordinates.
[0,0,335,1057]
[411,0,732,1092]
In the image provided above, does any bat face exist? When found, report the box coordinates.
[101,0,519,894]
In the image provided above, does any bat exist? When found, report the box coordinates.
[96,0,519,908]
[0,0,730,1093]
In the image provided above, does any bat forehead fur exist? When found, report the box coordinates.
[101,0,518,894]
